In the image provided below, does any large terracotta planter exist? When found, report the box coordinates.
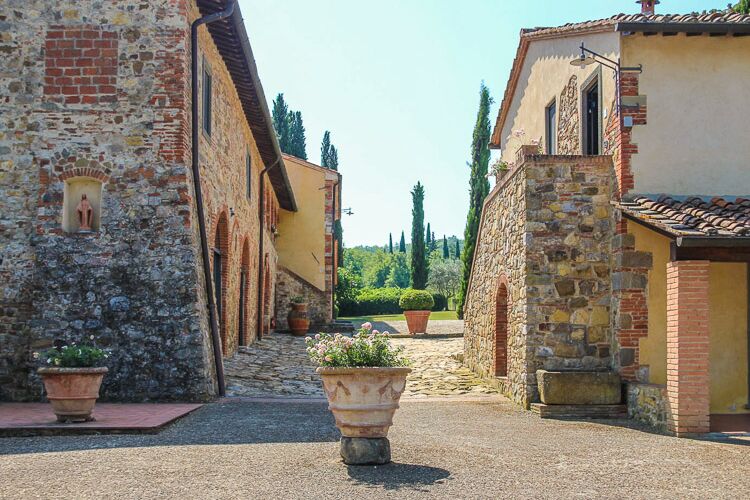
[403,310,431,334]
[317,366,412,438]
[288,302,310,336]
[38,367,108,423]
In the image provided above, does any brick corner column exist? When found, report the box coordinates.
[666,260,711,436]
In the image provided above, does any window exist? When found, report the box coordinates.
[246,152,252,199]
[202,60,212,136]
[583,79,600,155]
[545,100,557,155]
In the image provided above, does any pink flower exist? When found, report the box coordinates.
[324,356,332,362]
[372,330,380,335]
[362,322,372,331]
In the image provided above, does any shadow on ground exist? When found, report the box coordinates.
[346,462,452,491]
[0,401,339,456]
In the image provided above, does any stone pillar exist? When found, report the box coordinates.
[666,260,711,436]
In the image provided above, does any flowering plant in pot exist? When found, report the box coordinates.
[399,289,434,334]
[306,323,411,465]
[288,295,310,336]
[35,339,109,423]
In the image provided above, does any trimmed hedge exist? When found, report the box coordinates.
[398,289,435,311]
[338,287,403,316]
[431,293,447,312]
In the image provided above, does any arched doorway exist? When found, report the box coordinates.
[213,212,229,354]
[238,239,250,346]
[495,277,510,377]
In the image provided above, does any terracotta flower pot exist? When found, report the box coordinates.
[38,367,108,423]
[288,302,310,336]
[317,367,411,438]
[403,310,431,334]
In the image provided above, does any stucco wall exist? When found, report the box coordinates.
[629,224,749,414]
[499,32,619,163]
[276,157,327,291]
[623,34,750,196]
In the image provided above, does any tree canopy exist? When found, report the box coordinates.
[410,182,428,290]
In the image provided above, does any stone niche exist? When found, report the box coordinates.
[62,177,103,233]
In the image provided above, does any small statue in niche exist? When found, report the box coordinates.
[76,193,94,231]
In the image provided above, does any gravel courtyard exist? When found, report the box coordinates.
[1,399,748,499]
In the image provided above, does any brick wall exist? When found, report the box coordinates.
[665,260,711,436]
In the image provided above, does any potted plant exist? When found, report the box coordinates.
[35,340,109,423]
[288,295,310,336]
[399,289,434,335]
[306,323,411,465]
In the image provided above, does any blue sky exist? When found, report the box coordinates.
[241,0,729,247]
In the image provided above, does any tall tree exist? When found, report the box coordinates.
[442,235,449,259]
[457,84,493,318]
[454,239,460,260]
[321,131,331,167]
[430,231,437,253]
[425,223,431,248]
[328,145,339,171]
[410,182,428,290]
[388,233,394,254]
[399,231,406,253]
[386,252,411,288]
[735,1,750,14]
[272,93,291,153]
[288,111,307,159]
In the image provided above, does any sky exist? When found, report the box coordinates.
[241,0,730,247]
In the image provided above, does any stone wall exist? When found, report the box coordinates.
[464,146,614,407]
[627,382,667,431]
[0,0,283,401]
[275,267,329,331]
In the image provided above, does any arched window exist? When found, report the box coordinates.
[213,212,229,354]
[239,239,251,346]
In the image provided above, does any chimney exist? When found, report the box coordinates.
[637,0,659,15]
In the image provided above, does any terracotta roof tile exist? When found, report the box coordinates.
[615,195,750,238]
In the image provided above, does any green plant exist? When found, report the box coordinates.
[291,296,306,304]
[35,343,109,368]
[339,287,403,316]
[431,293,448,312]
[305,324,409,368]
[410,182,428,289]
[399,289,435,311]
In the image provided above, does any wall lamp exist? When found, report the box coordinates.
[570,42,643,115]
[342,207,354,216]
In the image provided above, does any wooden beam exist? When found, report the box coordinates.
[673,246,750,262]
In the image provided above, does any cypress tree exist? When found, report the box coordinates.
[389,233,394,254]
[328,145,339,171]
[457,84,493,318]
[288,111,307,159]
[425,223,431,247]
[272,93,291,153]
[454,239,460,260]
[410,182,428,290]
[430,231,437,253]
[442,235,449,259]
[321,131,331,167]
[399,231,406,253]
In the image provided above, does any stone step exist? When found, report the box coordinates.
[530,403,627,419]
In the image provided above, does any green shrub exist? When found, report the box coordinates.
[398,289,435,311]
[36,344,109,368]
[431,293,447,312]
[339,287,403,316]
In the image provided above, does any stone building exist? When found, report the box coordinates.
[465,6,750,435]
[0,0,338,402]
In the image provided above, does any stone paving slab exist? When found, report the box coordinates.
[224,333,500,400]
[0,403,202,437]
[351,319,464,335]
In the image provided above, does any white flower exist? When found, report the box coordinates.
[90,335,95,340]
[32,352,39,360]
[46,358,51,364]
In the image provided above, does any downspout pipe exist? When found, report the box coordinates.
[331,175,341,321]
[256,158,282,340]
[190,0,236,397]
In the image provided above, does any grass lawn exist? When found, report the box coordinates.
[340,311,459,322]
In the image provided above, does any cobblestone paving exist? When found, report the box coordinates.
[351,319,464,335]
[224,333,500,399]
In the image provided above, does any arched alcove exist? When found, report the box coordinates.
[62,177,103,233]
[495,277,510,377]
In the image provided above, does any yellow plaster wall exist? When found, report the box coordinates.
[630,223,670,385]
[709,262,748,414]
[622,34,750,196]
[276,158,326,291]
[630,224,749,413]
[499,32,619,163]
